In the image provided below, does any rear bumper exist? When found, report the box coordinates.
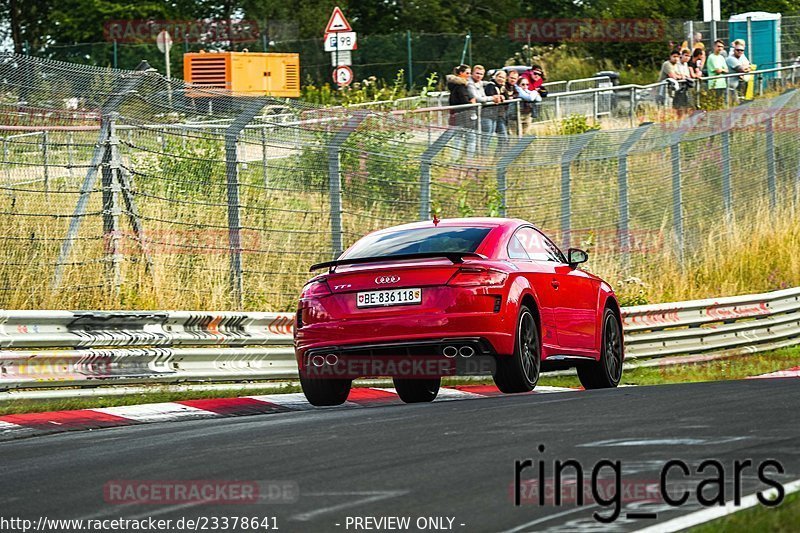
[297,337,499,378]
[294,311,514,361]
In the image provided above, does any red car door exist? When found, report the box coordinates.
[507,229,559,349]
[519,228,598,354]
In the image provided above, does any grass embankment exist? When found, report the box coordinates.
[690,489,800,533]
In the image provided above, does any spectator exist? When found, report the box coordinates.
[657,49,682,105]
[467,65,502,140]
[727,40,751,100]
[674,49,693,114]
[706,39,729,101]
[484,70,509,146]
[504,70,521,135]
[447,64,477,154]
[522,65,548,119]
[514,77,541,134]
[688,48,705,79]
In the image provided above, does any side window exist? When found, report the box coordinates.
[507,235,529,259]
[511,227,566,263]
[537,231,567,263]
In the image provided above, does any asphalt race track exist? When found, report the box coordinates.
[2,379,798,532]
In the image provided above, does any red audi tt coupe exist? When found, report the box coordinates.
[294,218,623,406]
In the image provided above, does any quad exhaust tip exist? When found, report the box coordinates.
[459,346,475,358]
[443,346,458,358]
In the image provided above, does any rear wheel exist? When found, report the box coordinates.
[493,305,540,393]
[300,375,352,406]
[577,308,623,389]
[393,377,441,403]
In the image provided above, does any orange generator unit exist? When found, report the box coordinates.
[183,51,300,98]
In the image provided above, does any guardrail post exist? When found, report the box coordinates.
[617,123,652,270]
[328,113,368,257]
[721,130,732,221]
[225,99,268,310]
[560,131,597,251]
[496,136,536,217]
[419,128,457,220]
[42,131,49,194]
[668,111,705,263]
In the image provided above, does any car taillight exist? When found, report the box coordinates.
[302,278,331,297]
[448,267,508,287]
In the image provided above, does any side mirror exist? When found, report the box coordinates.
[567,248,588,268]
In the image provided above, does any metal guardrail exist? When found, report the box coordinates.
[1,287,798,391]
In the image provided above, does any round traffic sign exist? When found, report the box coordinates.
[333,65,353,87]
[156,31,173,53]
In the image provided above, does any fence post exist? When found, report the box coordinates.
[224,100,268,310]
[101,115,122,294]
[668,111,705,263]
[328,113,368,257]
[721,129,732,220]
[53,61,154,289]
[559,131,597,251]
[67,131,74,179]
[406,31,413,91]
[42,131,49,194]
[419,129,457,220]
[260,124,269,188]
[617,123,652,270]
[496,136,536,217]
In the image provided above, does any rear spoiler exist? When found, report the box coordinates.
[309,252,486,272]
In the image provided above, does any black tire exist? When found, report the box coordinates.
[493,305,541,393]
[300,375,352,406]
[393,377,441,403]
[578,308,623,389]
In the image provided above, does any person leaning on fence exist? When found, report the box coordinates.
[706,39,729,102]
[688,48,705,80]
[673,49,693,115]
[514,77,542,134]
[484,69,509,144]
[520,65,548,119]
[468,65,503,142]
[726,41,751,101]
[447,64,476,128]
[504,70,521,134]
[657,49,681,105]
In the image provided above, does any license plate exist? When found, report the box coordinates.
[357,288,422,308]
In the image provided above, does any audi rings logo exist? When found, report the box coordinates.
[375,275,400,284]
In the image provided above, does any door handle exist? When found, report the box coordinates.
[551,280,560,289]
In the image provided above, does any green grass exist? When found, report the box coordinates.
[537,346,800,388]
[690,489,800,532]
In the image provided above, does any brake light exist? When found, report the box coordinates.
[302,278,331,297]
[447,267,508,287]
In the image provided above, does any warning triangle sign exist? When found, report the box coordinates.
[325,7,352,33]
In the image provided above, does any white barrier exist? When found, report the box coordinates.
[1,287,798,390]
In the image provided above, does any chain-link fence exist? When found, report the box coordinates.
[1,54,799,312]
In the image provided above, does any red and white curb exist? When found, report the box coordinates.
[0,385,578,442]
[748,366,800,379]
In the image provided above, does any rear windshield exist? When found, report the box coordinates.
[343,227,492,259]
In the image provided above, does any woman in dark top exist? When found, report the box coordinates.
[446,64,475,127]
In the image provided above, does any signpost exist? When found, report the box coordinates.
[156,30,173,80]
[324,7,356,85]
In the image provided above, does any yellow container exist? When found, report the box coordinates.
[183,51,300,98]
